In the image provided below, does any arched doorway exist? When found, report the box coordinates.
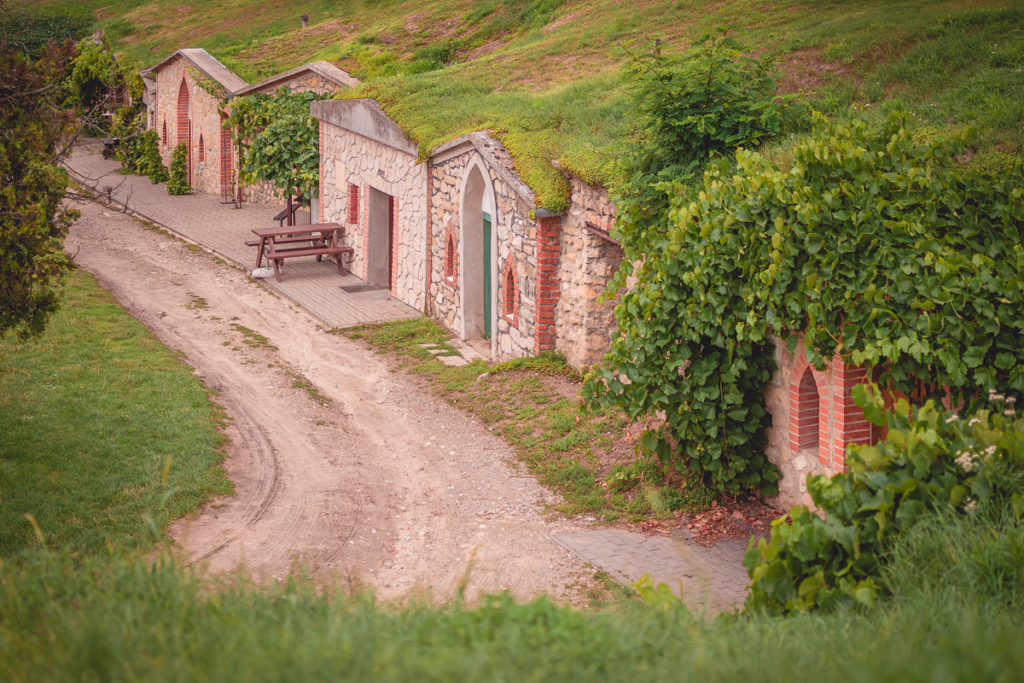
[176,77,191,184]
[459,158,496,341]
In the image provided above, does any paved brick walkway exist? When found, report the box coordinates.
[552,528,751,613]
[64,140,419,328]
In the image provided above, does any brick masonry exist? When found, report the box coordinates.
[153,56,233,198]
[764,335,876,508]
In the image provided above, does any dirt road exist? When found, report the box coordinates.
[66,197,599,603]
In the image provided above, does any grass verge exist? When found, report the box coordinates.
[341,317,713,522]
[1,503,1022,680]
[0,269,231,561]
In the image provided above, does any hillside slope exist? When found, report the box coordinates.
[37,0,1024,208]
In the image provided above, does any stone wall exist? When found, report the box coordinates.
[153,57,232,197]
[319,119,427,310]
[428,142,537,361]
[554,178,623,370]
[249,72,340,96]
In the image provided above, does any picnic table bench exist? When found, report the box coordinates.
[250,223,352,282]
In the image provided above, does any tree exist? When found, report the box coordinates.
[0,2,78,337]
[225,89,327,217]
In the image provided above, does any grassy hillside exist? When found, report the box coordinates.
[34,0,1024,207]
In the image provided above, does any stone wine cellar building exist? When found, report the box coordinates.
[141,49,893,508]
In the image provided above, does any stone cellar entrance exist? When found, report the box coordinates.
[459,159,496,341]
[367,186,394,290]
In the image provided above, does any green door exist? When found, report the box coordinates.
[483,212,491,339]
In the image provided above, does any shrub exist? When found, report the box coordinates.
[587,110,1024,496]
[137,130,169,183]
[166,142,190,195]
[743,384,1024,615]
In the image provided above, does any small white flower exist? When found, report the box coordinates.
[992,393,1006,402]
[984,444,998,456]
[1006,396,1017,406]
[968,418,981,426]
[945,414,958,424]
[1004,409,1016,416]
[966,500,978,512]
[955,451,976,472]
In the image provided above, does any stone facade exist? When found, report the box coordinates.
[555,178,623,369]
[428,135,538,361]
[314,100,428,310]
[151,56,236,198]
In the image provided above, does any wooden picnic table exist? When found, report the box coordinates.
[250,223,352,282]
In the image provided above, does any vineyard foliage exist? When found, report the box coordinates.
[587,104,1024,494]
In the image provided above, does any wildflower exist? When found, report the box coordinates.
[944,414,958,424]
[968,418,981,426]
[1005,409,1016,416]
[955,451,976,472]
[992,393,1006,402]
[966,499,978,513]
[984,444,997,456]
[1007,396,1017,406]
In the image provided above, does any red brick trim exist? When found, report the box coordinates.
[534,213,561,353]
[389,195,399,296]
[347,183,360,225]
[425,167,433,314]
[502,256,519,328]
[443,221,458,288]
[318,123,324,221]
[360,184,369,281]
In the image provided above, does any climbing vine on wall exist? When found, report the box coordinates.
[585,111,1024,495]
[223,88,328,206]
[186,66,226,99]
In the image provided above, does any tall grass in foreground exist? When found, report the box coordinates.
[2,502,1022,682]
[0,270,231,560]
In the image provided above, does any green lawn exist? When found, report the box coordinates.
[0,269,231,561]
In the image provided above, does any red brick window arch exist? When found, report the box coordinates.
[502,258,519,327]
[443,223,457,287]
[791,365,820,453]
[445,234,456,281]
[347,183,360,224]
[162,121,167,146]
[197,133,205,163]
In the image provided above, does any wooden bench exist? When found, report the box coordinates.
[265,245,354,282]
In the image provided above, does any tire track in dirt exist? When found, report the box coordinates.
[66,197,597,602]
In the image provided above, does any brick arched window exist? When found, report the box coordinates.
[347,183,360,224]
[791,365,820,453]
[445,234,456,281]
[197,133,205,163]
[502,258,519,327]
[161,120,167,146]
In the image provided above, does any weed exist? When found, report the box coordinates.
[287,370,331,406]
[186,293,209,310]
[230,323,277,350]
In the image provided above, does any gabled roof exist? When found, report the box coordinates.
[311,99,419,157]
[141,48,248,94]
[233,61,359,97]
[432,132,536,207]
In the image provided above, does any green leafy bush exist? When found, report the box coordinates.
[587,110,1024,495]
[743,384,1024,615]
[139,130,170,184]
[166,142,190,195]
[224,89,327,206]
